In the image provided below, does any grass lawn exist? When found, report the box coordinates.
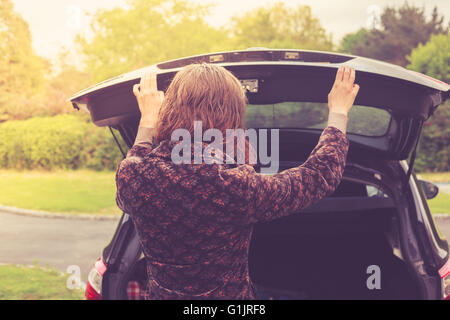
[0,264,84,300]
[0,169,448,215]
[426,193,450,215]
[0,169,121,215]
[417,172,450,214]
[418,172,450,183]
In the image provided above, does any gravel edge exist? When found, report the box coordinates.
[0,204,448,221]
[0,204,121,221]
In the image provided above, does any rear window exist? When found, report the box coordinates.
[245,102,391,137]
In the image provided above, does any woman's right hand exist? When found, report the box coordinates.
[328,66,360,117]
[133,69,164,128]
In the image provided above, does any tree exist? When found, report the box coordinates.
[339,28,369,54]
[0,0,48,122]
[407,33,450,83]
[230,3,333,51]
[77,0,232,83]
[42,50,92,117]
[339,2,448,66]
[407,33,450,172]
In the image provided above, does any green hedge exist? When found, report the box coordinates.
[0,114,125,171]
[0,107,448,172]
[415,103,450,172]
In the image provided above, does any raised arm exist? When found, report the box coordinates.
[115,69,163,213]
[216,66,359,225]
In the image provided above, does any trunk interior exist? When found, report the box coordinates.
[248,206,420,300]
[246,171,422,300]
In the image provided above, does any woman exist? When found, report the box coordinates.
[116,63,359,299]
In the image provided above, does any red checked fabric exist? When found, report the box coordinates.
[115,126,349,300]
[126,281,143,300]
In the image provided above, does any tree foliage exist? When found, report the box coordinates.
[230,2,332,51]
[42,51,92,117]
[339,3,448,66]
[78,1,334,82]
[407,33,450,83]
[415,104,450,172]
[407,33,450,172]
[77,0,232,83]
[0,115,124,170]
[0,0,48,122]
[339,28,369,54]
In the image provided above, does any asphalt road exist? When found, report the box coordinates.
[436,217,450,242]
[0,210,449,283]
[0,211,119,280]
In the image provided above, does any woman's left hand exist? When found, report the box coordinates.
[133,69,164,128]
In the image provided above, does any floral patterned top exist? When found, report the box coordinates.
[115,126,349,299]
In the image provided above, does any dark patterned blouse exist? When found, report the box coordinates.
[115,126,349,300]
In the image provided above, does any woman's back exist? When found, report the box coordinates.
[115,63,358,299]
[116,126,349,299]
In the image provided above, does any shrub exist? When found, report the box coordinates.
[415,102,450,172]
[0,114,124,171]
[408,33,450,172]
[80,125,125,171]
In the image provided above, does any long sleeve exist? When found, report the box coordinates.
[115,126,155,214]
[134,126,155,147]
[216,126,349,225]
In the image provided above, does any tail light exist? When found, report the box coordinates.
[85,258,107,300]
[439,258,450,300]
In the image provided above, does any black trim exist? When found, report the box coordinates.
[404,120,424,187]
[299,197,394,213]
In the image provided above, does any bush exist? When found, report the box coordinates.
[0,114,124,171]
[407,33,450,84]
[407,33,450,172]
[415,102,450,172]
[80,124,125,171]
[0,107,447,173]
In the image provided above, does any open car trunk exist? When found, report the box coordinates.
[70,50,448,300]
[248,205,420,300]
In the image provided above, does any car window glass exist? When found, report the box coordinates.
[246,102,391,137]
[366,185,389,198]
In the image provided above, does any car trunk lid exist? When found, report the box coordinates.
[69,49,449,162]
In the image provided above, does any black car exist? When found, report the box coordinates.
[70,49,450,300]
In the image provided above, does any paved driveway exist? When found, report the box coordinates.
[435,217,450,244]
[0,211,119,280]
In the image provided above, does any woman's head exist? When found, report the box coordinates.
[154,63,247,143]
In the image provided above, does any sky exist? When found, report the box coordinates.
[11,0,450,63]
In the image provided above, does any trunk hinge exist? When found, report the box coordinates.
[404,120,424,187]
